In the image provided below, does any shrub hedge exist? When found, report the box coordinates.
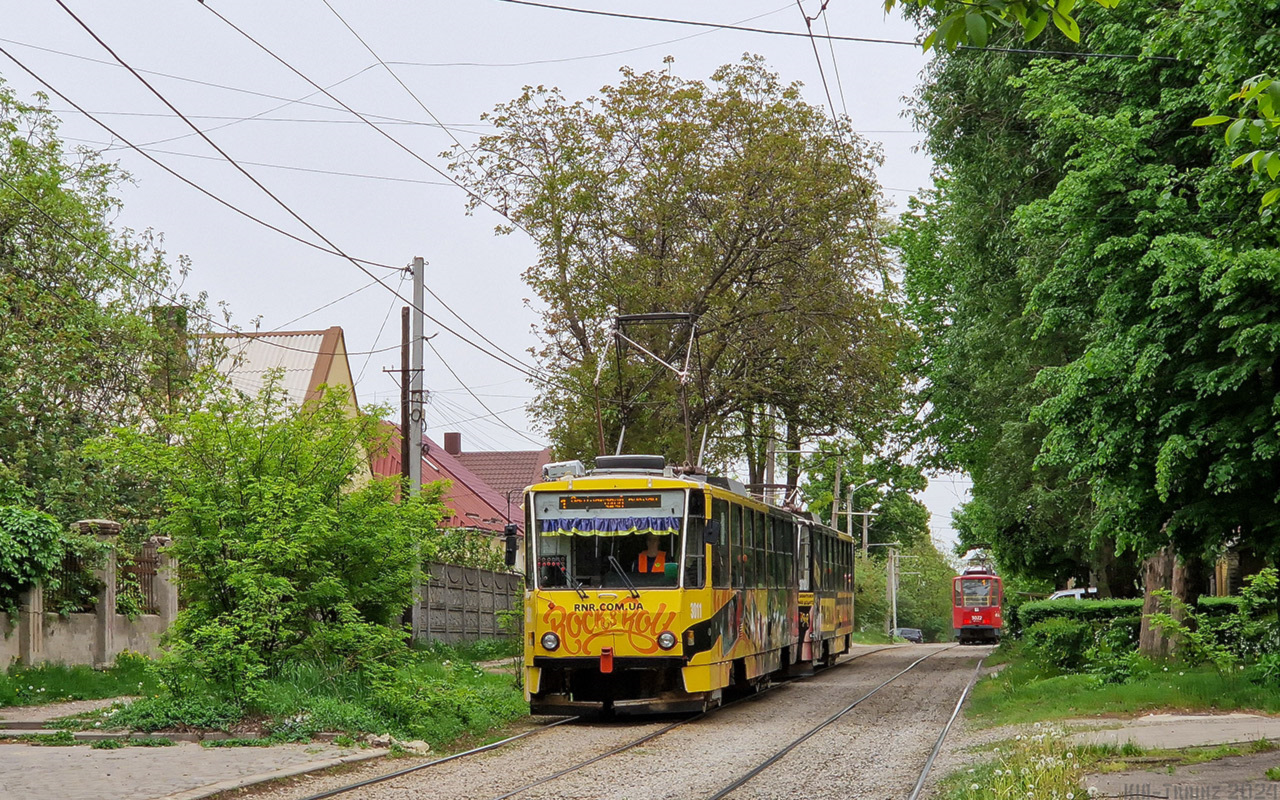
[1023,617,1093,671]
[1017,598,1143,628]
[1019,596,1247,630]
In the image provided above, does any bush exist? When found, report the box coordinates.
[1017,598,1143,628]
[0,505,66,615]
[88,381,448,699]
[1086,620,1153,684]
[1023,617,1093,671]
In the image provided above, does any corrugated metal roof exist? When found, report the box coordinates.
[211,333,326,404]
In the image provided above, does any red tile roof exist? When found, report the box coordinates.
[453,447,552,501]
[370,427,519,535]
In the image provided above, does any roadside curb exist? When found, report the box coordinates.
[155,747,391,800]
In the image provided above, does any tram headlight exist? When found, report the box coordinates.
[540,632,560,651]
[657,631,677,651]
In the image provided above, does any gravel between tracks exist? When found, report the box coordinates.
[233,644,987,800]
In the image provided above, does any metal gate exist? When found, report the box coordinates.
[417,562,522,644]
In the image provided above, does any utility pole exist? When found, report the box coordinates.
[408,256,425,498]
[831,461,841,529]
[399,307,410,487]
[764,406,776,505]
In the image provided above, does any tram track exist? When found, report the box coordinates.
[287,644,898,800]
[704,644,960,800]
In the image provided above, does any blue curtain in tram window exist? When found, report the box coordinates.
[540,517,680,537]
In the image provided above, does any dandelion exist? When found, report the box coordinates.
[93,722,101,728]
[995,770,1003,776]
[1066,752,1074,759]
[971,784,980,791]
[1087,787,1099,797]
[1178,671,1184,676]
[1067,794,1075,799]
[968,769,976,774]
[1034,722,1042,729]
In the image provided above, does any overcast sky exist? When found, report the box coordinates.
[3,0,969,550]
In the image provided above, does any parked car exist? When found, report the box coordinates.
[1047,588,1099,601]
[891,627,925,643]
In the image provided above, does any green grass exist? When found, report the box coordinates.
[967,643,1280,727]
[0,652,160,708]
[851,631,893,644]
[69,648,528,750]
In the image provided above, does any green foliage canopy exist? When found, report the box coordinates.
[88,380,446,696]
[0,80,209,524]
[898,0,1280,583]
[448,57,905,482]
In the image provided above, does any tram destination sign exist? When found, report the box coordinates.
[558,494,662,510]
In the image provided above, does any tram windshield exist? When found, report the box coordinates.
[955,578,997,607]
[532,490,686,589]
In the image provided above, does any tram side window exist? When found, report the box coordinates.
[762,517,773,586]
[747,512,757,586]
[731,504,745,588]
[711,498,730,589]
[813,534,823,592]
[684,491,706,589]
[773,517,783,586]
[781,520,793,588]
[798,526,811,592]
[742,508,754,587]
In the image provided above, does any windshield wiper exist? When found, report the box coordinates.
[607,555,641,599]
[556,562,587,599]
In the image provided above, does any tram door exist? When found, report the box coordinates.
[797,525,814,662]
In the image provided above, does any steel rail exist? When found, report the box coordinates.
[292,715,580,800]
[484,644,896,800]
[289,643,897,800]
[906,653,989,800]
[703,643,960,800]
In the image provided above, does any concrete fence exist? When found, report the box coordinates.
[1,520,178,669]
[414,562,522,644]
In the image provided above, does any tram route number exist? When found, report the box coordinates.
[559,494,662,510]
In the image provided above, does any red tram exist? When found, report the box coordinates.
[952,566,1002,644]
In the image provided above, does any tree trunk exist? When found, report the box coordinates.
[1139,546,1176,659]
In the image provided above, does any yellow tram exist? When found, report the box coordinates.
[520,455,855,715]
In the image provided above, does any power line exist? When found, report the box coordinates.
[819,6,851,122]
[60,134,459,187]
[267,277,380,332]
[426,337,545,446]
[0,45,399,272]
[356,274,405,386]
[320,0,473,161]
[794,0,843,141]
[55,108,491,133]
[24,10,565,393]
[198,1,531,236]
[0,173,395,358]
[491,0,1179,61]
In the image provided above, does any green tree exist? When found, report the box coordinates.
[893,540,958,642]
[799,439,930,551]
[899,0,1280,618]
[87,380,446,696]
[0,79,209,525]
[890,0,1280,213]
[895,43,1105,589]
[448,57,904,487]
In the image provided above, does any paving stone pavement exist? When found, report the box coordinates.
[0,741,379,800]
